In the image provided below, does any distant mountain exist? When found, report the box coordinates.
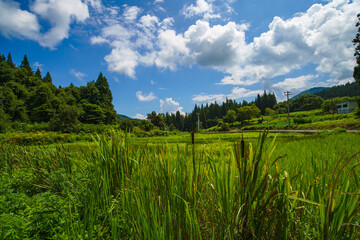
[118,114,132,121]
[292,87,329,99]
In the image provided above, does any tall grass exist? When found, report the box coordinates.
[0,132,359,239]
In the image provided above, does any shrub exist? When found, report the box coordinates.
[293,117,312,124]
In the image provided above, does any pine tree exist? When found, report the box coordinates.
[43,72,52,83]
[95,72,113,106]
[35,67,42,79]
[7,53,15,68]
[0,54,5,62]
[20,54,32,75]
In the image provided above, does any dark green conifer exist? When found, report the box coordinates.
[43,72,52,83]
[7,53,15,68]
[20,54,32,74]
[35,67,42,79]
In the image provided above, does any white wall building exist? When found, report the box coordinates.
[335,100,358,114]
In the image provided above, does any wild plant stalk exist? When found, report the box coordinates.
[1,132,359,239]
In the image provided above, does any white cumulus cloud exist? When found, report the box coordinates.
[193,87,263,103]
[133,113,147,119]
[70,69,86,81]
[272,75,317,92]
[0,0,90,49]
[160,98,185,115]
[136,91,157,102]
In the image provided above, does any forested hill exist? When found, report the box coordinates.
[313,82,359,99]
[0,52,117,132]
[292,87,328,99]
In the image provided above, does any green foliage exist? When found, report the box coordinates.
[315,82,359,99]
[50,104,80,132]
[321,96,358,113]
[1,132,359,239]
[223,109,236,123]
[265,107,275,116]
[42,72,52,83]
[20,54,32,75]
[290,94,324,112]
[293,117,312,124]
[147,111,165,129]
[353,13,360,116]
[236,104,261,121]
[0,52,118,132]
[254,90,277,115]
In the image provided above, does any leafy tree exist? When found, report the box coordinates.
[79,100,106,124]
[43,72,52,83]
[5,81,28,99]
[236,105,261,122]
[0,108,10,133]
[264,107,275,116]
[223,109,237,123]
[50,104,80,132]
[81,82,99,104]
[119,118,133,132]
[139,119,155,131]
[290,94,324,112]
[353,13,360,115]
[0,86,17,117]
[147,111,165,129]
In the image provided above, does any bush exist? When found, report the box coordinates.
[332,127,347,134]
[293,117,312,125]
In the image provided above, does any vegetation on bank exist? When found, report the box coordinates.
[1,132,359,239]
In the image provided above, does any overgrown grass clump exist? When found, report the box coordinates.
[1,132,359,239]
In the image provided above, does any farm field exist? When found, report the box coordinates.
[1,131,360,239]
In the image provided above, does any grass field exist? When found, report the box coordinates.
[1,131,359,239]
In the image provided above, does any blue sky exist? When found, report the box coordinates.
[0,0,358,119]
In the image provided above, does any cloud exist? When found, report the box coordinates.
[272,75,317,92]
[32,61,43,71]
[91,0,358,89]
[0,0,90,49]
[31,0,89,48]
[133,113,147,119]
[0,0,40,40]
[70,69,86,81]
[154,0,164,3]
[217,0,359,86]
[193,87,263,103]
[182,0,220,20]
[90,36,109,45]
[123,5,142,22]
[136,91,157,102]
[160,98,185,115]
[105,47,139,79]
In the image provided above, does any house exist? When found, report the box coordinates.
[335,100,358,114]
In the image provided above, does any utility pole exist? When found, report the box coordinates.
[196,113,200,131]
[284,91,291,129]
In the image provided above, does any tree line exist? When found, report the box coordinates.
[0,52,117,132]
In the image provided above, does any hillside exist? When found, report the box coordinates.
[314,82,359,99]
[292,87,328,99]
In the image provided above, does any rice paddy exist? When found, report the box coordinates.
[0,131,359,239]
